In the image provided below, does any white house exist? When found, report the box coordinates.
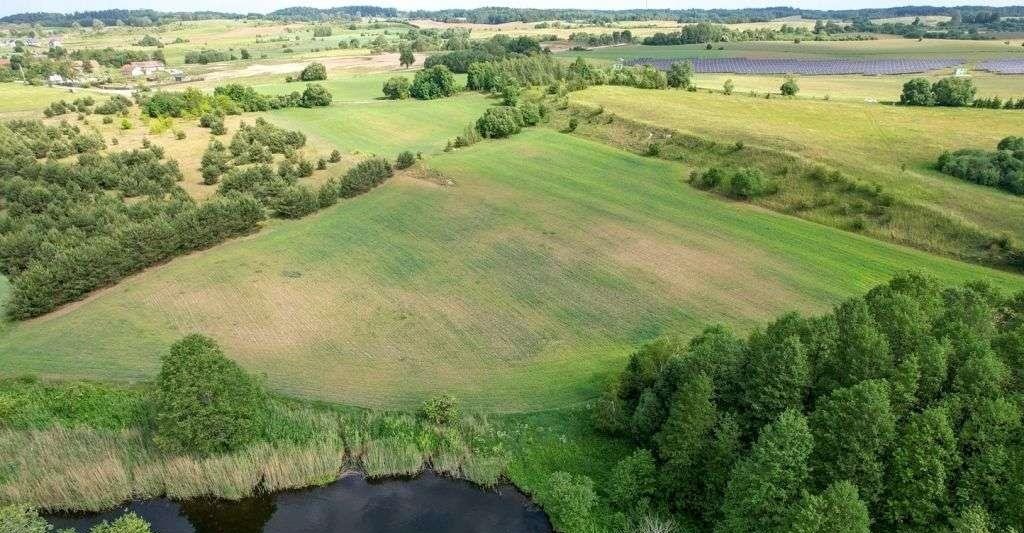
[121,60,165,77]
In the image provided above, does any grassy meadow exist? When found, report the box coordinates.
[0,84,105,118]
[2,128,1022,412]
[573,86,1024,246]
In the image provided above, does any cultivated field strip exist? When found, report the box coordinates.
[626,57,965,75]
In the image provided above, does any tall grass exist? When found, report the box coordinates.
[0,379,513,512]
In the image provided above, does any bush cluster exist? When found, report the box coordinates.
[184,49,232,64]
[691,166,771,199]
[382,76,411,100]
[901,77,978,107]
[423,34,543,74]
[595,272,1024,531]
[666,61,693,89]
[333,157,393,198]
[297,62,327,82]
[43,96,96,117]
[780,77,800,96]
[937,136,1024,195]
[395,150,417,169]
[476,106,525,138]
[410,65,459,100]
[141,84,332,121]
[94,95,132,115]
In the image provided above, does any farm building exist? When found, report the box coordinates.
[121,60,165,77]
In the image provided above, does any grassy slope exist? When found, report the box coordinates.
[0,83,105,119]
[2,129,1021,413]
[574,86,1024,244]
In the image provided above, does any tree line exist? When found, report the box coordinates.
[585,271,1024,532]
[0,120,265,319]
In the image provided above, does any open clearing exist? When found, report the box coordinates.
[2,128,1021,412]
[573,86,1024,245]
[266,89,490,156]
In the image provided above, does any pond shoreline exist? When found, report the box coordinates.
[46,469,552,533]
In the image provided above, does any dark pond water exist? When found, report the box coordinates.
[46,471,551,533]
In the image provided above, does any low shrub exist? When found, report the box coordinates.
[538,472,598,533]
[395,150,416,169]
[421,394,459,425]
[476,106,524,139]
[382,76,411,100]
[410,65,459,100]
[728,167,768,199]
[274,185,319,219]
[299,62,327,81]
[299,83,332,108]
[337,158,393,198]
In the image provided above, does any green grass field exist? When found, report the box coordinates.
[689,70,1024,101]
[573,86,1024,246]
[0,83,105,119]
[266,84,488,156]
[2,128,1022,412]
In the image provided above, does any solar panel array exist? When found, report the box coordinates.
[624,58,965,75]
[977,59,1024,75]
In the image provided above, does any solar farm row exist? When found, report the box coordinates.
[977,59,1024,74]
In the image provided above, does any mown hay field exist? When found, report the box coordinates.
[2,128,1022,412]
[573,85,1024,245]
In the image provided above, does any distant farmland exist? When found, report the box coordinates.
[3,130,1021,412]
[573,85,1024,249]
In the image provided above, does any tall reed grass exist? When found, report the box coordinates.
[0,379,511,512]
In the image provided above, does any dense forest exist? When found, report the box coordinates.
[592,272,1024,532]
